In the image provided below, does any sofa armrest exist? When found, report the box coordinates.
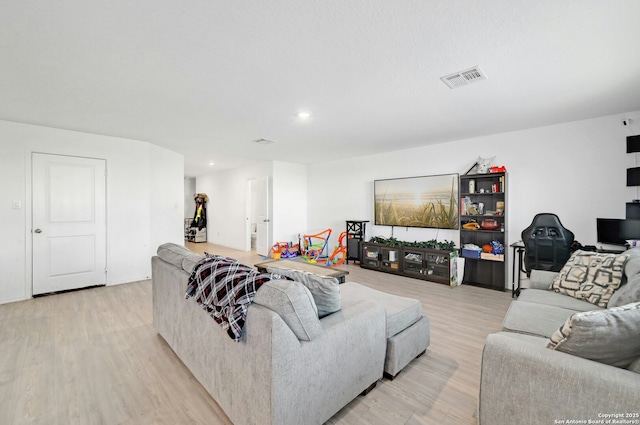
[528,269,558,290]
[270,299,387,425]
[480,332,640,425]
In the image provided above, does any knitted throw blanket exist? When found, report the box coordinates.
[186,254,284,341]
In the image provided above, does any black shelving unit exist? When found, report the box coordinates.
[459,173,508,291]
[346,220,368,264]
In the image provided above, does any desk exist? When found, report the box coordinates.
[254,259,349,284]
[510,241,526,297]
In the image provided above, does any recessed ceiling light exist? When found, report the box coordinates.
[297,111,311,119]
[209,162,214,166]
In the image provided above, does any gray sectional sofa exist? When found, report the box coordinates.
[152,243,430,425]
[479,249,640,425]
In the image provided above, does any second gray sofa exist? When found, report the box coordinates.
[479,249,640,425]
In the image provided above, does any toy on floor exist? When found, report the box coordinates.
[269,242,286,260]
[326,231,347,267]
[282,242,299,258]
[302,228,332,263]
[269,242,299,260]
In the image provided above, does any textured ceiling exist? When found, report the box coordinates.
[2,1,640,176]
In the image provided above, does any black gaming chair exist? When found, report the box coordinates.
[521,213,575,276]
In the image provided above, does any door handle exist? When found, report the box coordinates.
[263,219,270,223]
[34,228,43,233]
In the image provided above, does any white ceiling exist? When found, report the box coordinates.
[2,1,640,177]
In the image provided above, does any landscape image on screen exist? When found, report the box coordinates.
[374,173,459,229]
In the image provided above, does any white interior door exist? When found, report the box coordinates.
[254,176,270,256]
[32,153,107,295]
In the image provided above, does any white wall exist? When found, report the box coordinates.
[149,144,185,258]
[272,161,308,245]
[0,120,184,304]
[196,161,273,251]
[184,177,196,219]
[0,138,29,303]
[307,111,640,287]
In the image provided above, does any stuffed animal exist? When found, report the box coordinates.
[476,156,495,174]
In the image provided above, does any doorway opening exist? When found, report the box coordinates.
[247,177,270,256]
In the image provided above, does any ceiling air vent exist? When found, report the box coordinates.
[441,66,487,89]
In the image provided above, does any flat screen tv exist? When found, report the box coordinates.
[374,173,459,229]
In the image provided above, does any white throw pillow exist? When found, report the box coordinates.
[550,250,629,307]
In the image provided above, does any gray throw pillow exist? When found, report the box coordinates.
[624,257,640,281]
[546,302,640,368]
[608,272,640,308]
[253,280,323,341]
[266,266,341,317]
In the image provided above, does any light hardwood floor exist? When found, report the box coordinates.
[0,243,513,425]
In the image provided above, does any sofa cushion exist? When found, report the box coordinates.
[546,301,640,368]
[528,269,559,290]
[181,252,237,274]
[516,289,600,312]
[502,301,578,338]
[157,243,192,268]
[181,251,205,274]
[628,357,640,373]
[253,279,323,341]
[550,250,629,307]
[608,272,640,308]
[266,266,340,317]
[339,282,422,338]
[494,331,550,348]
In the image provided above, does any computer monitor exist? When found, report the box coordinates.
[596,218,625,246]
